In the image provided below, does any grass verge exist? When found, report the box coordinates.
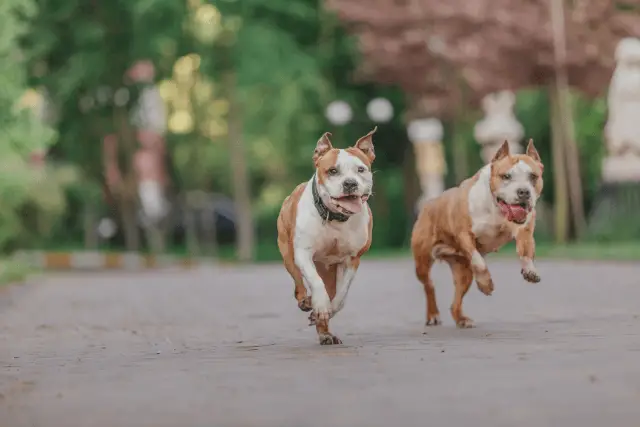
[27,241,640,265]
[524,242,640,262]
[179,241,640,263]
[0,259,33,287]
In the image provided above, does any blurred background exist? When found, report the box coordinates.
[2,0,640,268]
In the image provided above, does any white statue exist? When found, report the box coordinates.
[408,118,446,212]
[474,90,524,164]
[602,37,640,182]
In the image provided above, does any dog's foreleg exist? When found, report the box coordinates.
[458,234,494,296]
[331,258,359,315]
[294,248,332,322]
[515,218,540,283]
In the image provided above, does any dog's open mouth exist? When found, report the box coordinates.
[331,194,369,215]
[497,197,530,224]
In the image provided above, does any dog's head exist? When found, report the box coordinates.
[312,128,376,216]
[489,139,544,224]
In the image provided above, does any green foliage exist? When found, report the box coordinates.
[192,0,331,189]
[0,258,33,286]
[21,0,188,242]
[0,0,72,253]
[25,0,187,177]
[572,93,607,209]
[514,89,608,212]
[585,182,640,241]
[168,0,410,251]
[16,0,627,254]
[515,90,552,202]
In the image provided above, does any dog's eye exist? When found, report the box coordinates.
[357,166,367,173]
[327,167,338,176]
[529,173,538,182]
[501,173,512,180]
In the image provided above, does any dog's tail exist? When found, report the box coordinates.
[431,244,464,260]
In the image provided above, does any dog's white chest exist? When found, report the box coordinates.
[471,210,505,239]
[312,221,368,264]
[468,166,513,250]
[471,211,512,251]
[294,182,370,265]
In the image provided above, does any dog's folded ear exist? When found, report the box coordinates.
[313,132,333,164]
[354,126,377,163]
[492,140,510,162]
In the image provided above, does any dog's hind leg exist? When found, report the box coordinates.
[447,259,475,328]
[412,219,441,328]
[456,233,494,296]
[414,254,440,327]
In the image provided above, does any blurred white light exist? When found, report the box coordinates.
[407,118,443,143]
[138,181,168,223]
[325,100,353,126]
[131,86,167,134]
[427,36,446,54]
[114,88,130,107]
[97,218,117,239]
[96,86,112,105]
[366,97,394,123]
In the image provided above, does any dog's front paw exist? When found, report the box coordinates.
[308,312,316,326]
[318,334,342,345]
[298,296,312,312]
[312,293,332,323]
[476,278,494,296]
[425,313,441,326]
[456,316,475,329]
[521,267,541,283]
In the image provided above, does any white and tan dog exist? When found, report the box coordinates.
[411,139,544,329]
[277,128,376,345]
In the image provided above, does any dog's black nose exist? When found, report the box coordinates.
[342,178,358,194]
[517,188,531,200]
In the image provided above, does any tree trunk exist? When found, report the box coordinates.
[451,123,469,185]
[452,76,471,185]
[83,204,98,249]
[549,0,586,239]
[548,87,569,244]
[120,198,140,251]
[402,143,420,217]
[226,72,255,262]
[143,223,165,254]
[201,206,218,258]
[184,206,200,257]
[113,106,141,252]
[562,92,586,238]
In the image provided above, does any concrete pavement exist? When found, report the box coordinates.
[1,259,640,427]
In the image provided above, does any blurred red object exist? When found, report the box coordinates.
[127,60,155,84]
[326,0,640,116]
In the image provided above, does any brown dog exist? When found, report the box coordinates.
[411,139,544,329]
[277,129,376,345]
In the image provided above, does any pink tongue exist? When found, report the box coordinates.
[336,197,362,214]
[500,203,528,222]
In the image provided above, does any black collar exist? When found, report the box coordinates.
[311,175,350,223]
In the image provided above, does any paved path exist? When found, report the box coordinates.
[1,259,640,427]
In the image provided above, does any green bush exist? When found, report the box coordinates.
[0,0,73,254]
